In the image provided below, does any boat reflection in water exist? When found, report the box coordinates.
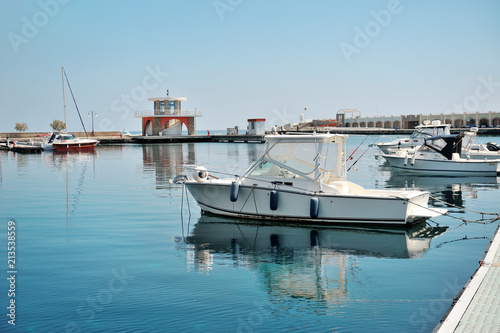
[183,215,447,301]
[383,173,500,210]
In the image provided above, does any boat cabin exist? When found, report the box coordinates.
[419,134,464,160]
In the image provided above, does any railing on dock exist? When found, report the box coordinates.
[134,110,203,117]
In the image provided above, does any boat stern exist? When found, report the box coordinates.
[404,191,447,221]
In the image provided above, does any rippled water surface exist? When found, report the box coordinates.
[1,135,499,332]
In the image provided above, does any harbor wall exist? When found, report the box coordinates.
[0,131,122,139]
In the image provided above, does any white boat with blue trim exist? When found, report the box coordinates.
[381,133,500,175]
[184,133,446,226]
[377,120,451,154]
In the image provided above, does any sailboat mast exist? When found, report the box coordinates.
[61,67,67,131]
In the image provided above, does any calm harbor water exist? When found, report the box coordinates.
[1,135,500,332]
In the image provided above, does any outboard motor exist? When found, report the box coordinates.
[487,142,500,151]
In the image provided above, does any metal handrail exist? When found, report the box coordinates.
[134,110,203,117]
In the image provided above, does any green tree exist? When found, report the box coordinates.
[50,119,66,132]
[14,122,28,132]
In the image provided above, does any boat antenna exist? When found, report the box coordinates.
[61,67,67,131]
[347,136,379,172]
[63,69,89,138]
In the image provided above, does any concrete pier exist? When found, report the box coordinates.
[130,134,265,144]
[434,222,500,332]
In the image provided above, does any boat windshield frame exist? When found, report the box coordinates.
[243,134,347,185]
[57,134,77,141]
[410,125,451,139]
[419,134,463,160]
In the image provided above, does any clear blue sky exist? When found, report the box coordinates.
[1,0,499,133]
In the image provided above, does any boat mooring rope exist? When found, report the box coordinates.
[429,195,500,224]
[181,183,192,219]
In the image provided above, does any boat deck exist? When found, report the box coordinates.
[434,222,500,332]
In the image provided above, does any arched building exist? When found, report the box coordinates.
[341,111,500,129]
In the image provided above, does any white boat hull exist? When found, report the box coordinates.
[377,140,422,154]
[382,154,500,175]
[185,181,444,226]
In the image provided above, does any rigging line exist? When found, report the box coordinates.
[200,169,317,194]
[242,139,281,178]
[433,236,488,249]
[181,184,185,220]
[429,194,500,216]
[44,74,59,116]
[238,184,258,214]
[63,69,89,138]
[396,195,499,224]
[186,184,192,218]
[180,185,185,240]
[252,185,259,215]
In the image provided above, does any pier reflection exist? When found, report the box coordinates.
[141,143,261,190]
[384,173,500,211]
[142,144,196,190]
[181,216,447,302]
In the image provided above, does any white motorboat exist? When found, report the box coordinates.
[381,134,500,175]
[466,141,500,159]
[43,132,98,151]
[377,120,451,154]
[184,133,446,226]
[459,128,500,160]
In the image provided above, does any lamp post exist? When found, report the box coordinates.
[88,111,97,136]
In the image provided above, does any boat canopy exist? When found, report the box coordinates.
[420,134,463,160]
[245,134,347,183]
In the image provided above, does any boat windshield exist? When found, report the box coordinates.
[247,135,346,182]
[420,134,462,160]
[58,134,76,140]
[410,126,449,139]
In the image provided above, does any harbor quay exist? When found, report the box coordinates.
[2,126,500,146]
[0,131,267,144]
